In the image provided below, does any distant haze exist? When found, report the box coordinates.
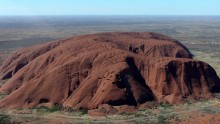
[0,0,220,15]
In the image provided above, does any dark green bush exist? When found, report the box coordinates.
[32,104,62,113]
[0,114,11,124]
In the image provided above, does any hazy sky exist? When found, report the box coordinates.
[0,0,220,15]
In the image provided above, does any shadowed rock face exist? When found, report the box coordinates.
[0,32,219,112]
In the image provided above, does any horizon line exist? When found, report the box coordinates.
[0,14,220,16]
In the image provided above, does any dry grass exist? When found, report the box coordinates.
[1,97,219,123]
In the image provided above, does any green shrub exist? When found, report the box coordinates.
[157,114,168,124]
[79,108,88,115]
[32,104,62,113]
[200,107,220,114]
[134,113,144,117]
[62,107,88,115]
[186,100,192,105]
[119,112,133,116]
[0,114,11,124]
[158,103,172,109]
[0,93,7,100]
[199,99,209,103]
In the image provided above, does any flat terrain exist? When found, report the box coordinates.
[1,95,220,123]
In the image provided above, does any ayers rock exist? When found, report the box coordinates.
[0,32,220,114]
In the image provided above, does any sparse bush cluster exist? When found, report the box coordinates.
[0,93,7,100]
[31,105,88,115]
[157,114,168,124]
[201,107,220,114]
[158,102,172,109]
[185,100,192,105]
[62,107,88,115]
[31,104,62,113]
[156,102,173,124]
[0,114,11,124]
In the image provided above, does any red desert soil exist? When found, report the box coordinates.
[0,32,220,115]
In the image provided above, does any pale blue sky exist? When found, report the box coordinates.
[0,0,220,15]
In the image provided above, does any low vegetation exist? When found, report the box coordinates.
[0,93,7,100]
[0,79,11,100]
[157,114,168,124]
[0,114,11,124]
[31,104,62,113]
[0,79,8,88]
[0,97,219,123]
[30,104,88,117]
[62,107,88,115]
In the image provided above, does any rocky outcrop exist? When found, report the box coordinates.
[0,32,219,113]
